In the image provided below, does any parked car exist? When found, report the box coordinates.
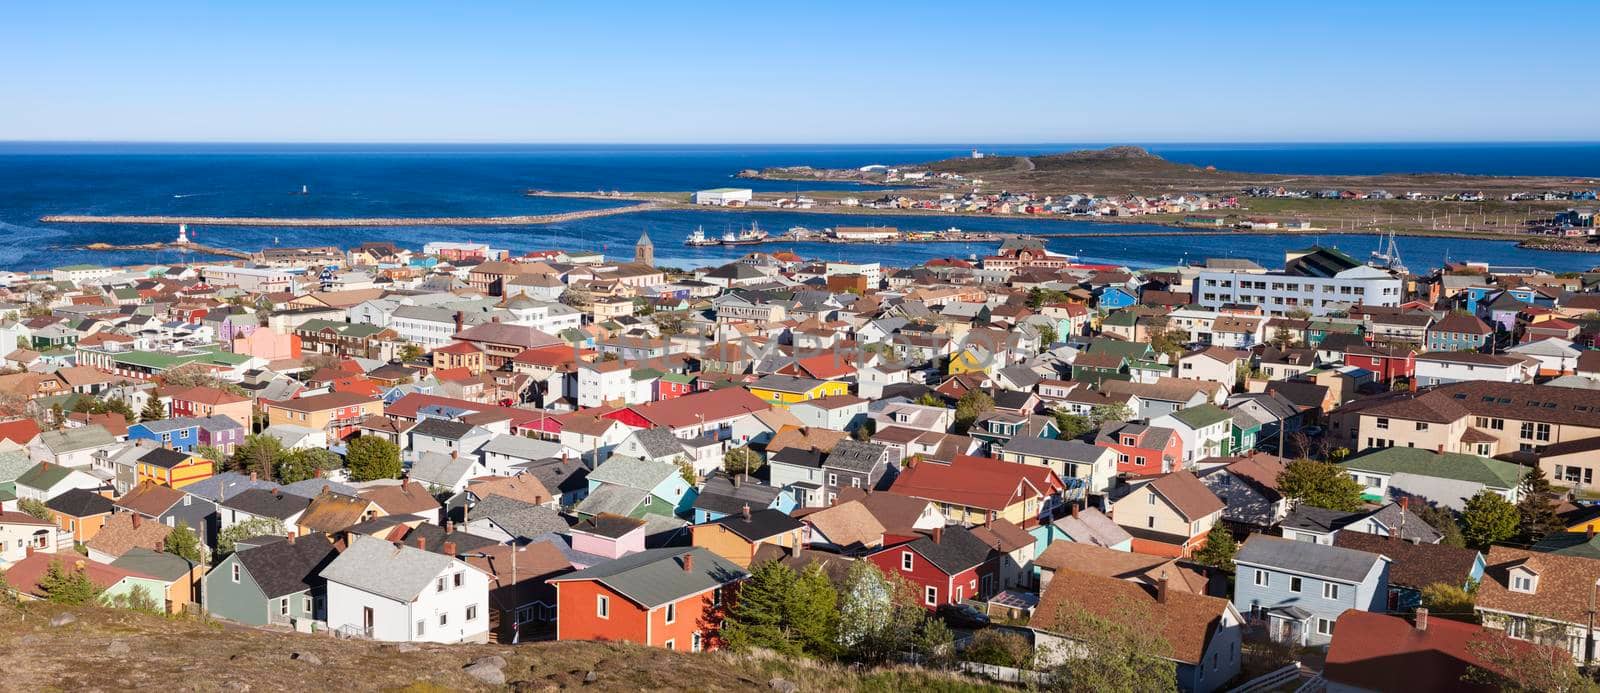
[937,603,991,629]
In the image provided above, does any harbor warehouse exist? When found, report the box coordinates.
[692,188,753,206]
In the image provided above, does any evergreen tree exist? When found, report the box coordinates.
[1277,459,1365,512]
[1051,411,1094,440]
[1516,466,1560,544]
[953,389,994,435]
[722,446,763,477]
[39,560,103,605]
[722,560,801,655]
[1415,503,1467,549]
[789,565,841,658]
[19,498,53,522]
[139,396,166,422]
[277,448,341,484]
[1191,524,1238,572]
[230,434,286,482]
[162,525,205,564]
[913,616,955,668]
[1461,491,1520,550]
[345,436,401,481]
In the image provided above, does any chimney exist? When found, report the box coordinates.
[932,526,943,544]
[453,311,464,332]
[443,540,457,556]
[1157,570,1170,604]
[250,471,258,482]
[288,532,297,545]
[25,545,34,557]
[132,514,142,529]
[1399,497,1409,512]
[446,521,455,534]
[534,495,544,505]
[561,451,570,466]
[1415,607,1429,632]
[40,462,48,471]
[732,475,742,488]
[416,537,427,551]
[1070,502,1080,519]
[1588,525,1595,541]
[741,504,752,521]
[681,552,694,572]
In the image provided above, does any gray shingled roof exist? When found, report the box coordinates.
[1000,436,1106,463]
[409,451,476,487]
[586,455,675,491]
[823,440,887,474]
[1236,534,1385,583]
[479,435,563,461]
[574,485,649,517]
[548,546,746,608]
[234,534,339,598]
[629,428,688,459]
[319,534,467,602]
[469,494,570,539]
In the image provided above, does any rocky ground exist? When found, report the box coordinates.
[0,602,1004,692]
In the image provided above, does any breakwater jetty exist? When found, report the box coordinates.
[41,203,658,228]
[82,241,253,260]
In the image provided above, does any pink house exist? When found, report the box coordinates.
[232,326,302,361]
[568,513,647,560]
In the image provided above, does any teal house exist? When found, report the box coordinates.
[204,535,338,628]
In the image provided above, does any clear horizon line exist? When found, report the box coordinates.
[4,138,1600,147]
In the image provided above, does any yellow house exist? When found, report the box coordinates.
[690,508,808,568]
[747,374,849,408]
[135,448,215,489]
[947,346,996,376]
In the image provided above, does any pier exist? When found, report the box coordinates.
[82,241,254,260]
[40,202,659,228]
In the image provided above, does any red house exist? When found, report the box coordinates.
[865,526,998,607]
[601,388,769,439]
[1094,422,1185,476]
[549,547,747,652]
[654,373,693,401]
[1343,345,1417,384]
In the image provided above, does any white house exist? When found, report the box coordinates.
[1176,347,1246,389]
[0,511,57,566]
[577,361,637,408]
[1413,352,1535,387]
[14,462,104,503]
[1151,404,1236,466]
[790,396,869,433]
[1506,338,1582,376]
[320,535,491,643]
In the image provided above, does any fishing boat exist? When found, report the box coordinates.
[720,222,769,245]
[684,226,719,247]
[1369,230,1409,274]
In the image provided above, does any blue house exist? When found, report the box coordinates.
[127,417,204,452]
[1233,534,1390,647]
[1333,531,1485,614]
[689,473,796,524]
[577,454,696,519]
[1091,285,1137,312]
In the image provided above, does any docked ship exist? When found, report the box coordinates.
[684,226,719,246]
[720,222,769,245]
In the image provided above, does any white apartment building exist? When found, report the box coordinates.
[199,266,297,293]
[1191,248,1402,317]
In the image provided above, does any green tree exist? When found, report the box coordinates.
[101,398,136,421]
[1088,403,1133,426]
[345,436,402,481]
[216,517,286,559]
[1051,410,1094,440]
[139,396,166,422]
[675,456,696,486]
[1045,600,1178,693]
[1466,629,1596,692]
[723,560,840,657]
[19,498,54,522]
[1516,466,1561,544]
[952,389,994,435]
[38,560,103,605]
[963,629,1034,669]
[278,448,342,484]
[48,402,65,430]
[194,445,227,468]
[1461,491,1520,550]
[723,446,763,478]
[1415,503,1467,549]
[1276,459,1365,512]
[231,434,286,482]
[163,525,205,564]
[913,616,955,668]
[397,343,424,363]
[1420,583,1478,623]
[1036,323,1058,346]
[914,392,944,408]
[1191,524,1238,572]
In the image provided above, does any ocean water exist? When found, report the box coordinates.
[1,143,1597,272]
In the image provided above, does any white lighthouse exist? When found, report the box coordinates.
[176,224,190,244]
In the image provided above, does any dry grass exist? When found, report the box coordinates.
[0,602,1007,692]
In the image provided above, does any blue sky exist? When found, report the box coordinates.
[3,1,1596,143]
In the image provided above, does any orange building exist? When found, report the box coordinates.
[44,488,115,544]
[264,391,383,441]
[550,547,747,652]
[431,341,486,376]
[135,448,215,489]
[690,508,808,569]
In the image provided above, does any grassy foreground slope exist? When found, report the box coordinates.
[0,603,1004,692]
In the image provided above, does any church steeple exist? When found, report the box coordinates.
[634,230,654,267]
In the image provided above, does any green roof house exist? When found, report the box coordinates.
[1338,447,1525,511]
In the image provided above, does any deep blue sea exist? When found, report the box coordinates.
[2,142,1599,273]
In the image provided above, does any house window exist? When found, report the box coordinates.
[439,612,448,626]
[1135,456,1147,467]
[1415,422,1428,431]
[416,619,425,637]
[516,606,534,624]
[924,586,938,606]
[1147,493,1156,505]
[437,577,446,592]
[663,639,675,651]
[1146,517,1155,528]
[1316,618,1334,636]
[665,602,676,624]
[691,632,703,652]
[453,572,463,588]
[851,477,861,488]
[1375,418,1389,430]
[597,595,610,618]
[1507,617,1529,639]
[231,564,240,583]
[1512,575,1534,593]
[1254,570,1268,587]
[901,551,914,571]
[1323,583,1340,600]
[280,598,289,616]
[466,605,477,622]
[827,473,838,486]
[1289,577,1302,593]
[304,596,314,613]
